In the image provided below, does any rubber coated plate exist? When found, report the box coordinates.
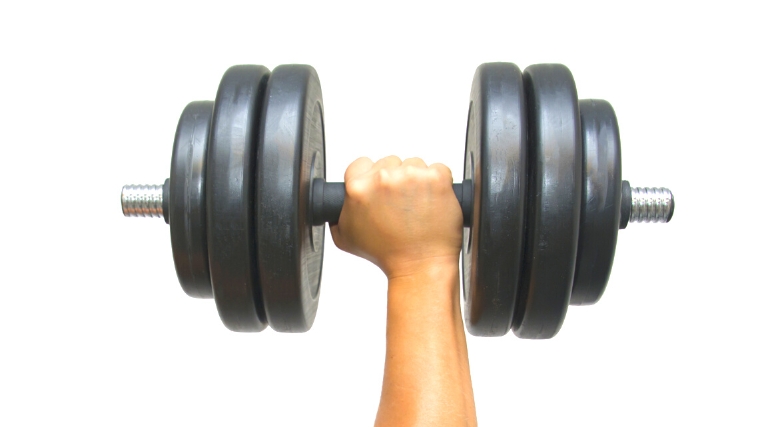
[207,65,269,332]
[462,63,527,336]
[512,64,582,339]
[170,101,214,298]
[571,100,622,305]
[256,65,325,332]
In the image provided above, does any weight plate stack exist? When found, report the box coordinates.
[464,64,631,337]
[462,63,527,337]
[256,65,326,333]
[206,65,269,332]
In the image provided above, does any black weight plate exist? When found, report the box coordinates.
[571,100,622,305]
[169,101,214,299]
[207,65,269,332]
[512,64,582,339]
[256,65,325,333]
[462,63,527,336]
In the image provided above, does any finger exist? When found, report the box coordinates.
[401,157,428,169]
[344,157,374,181]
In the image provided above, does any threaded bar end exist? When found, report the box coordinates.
[121,184,165,219]
[629,187,674,223]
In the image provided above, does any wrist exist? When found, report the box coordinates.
[386,258,463,336]
[385,255,460,281]
[387,257,460,300]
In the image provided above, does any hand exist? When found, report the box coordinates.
[330,156,462,280]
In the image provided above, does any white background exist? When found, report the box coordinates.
[1,1,758,425]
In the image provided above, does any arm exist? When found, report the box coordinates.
[330,156,477,427]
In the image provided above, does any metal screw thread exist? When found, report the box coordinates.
[121,184,165,219]
[630,187,674,223]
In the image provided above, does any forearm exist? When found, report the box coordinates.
[375,261,477,427]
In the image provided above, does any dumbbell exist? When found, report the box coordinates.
[122,63,674,339]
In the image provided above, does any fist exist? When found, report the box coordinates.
[330,156,462,279]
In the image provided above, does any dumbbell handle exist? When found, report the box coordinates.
[310,179,474,227]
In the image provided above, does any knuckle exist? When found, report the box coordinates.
[345,178,369,201]
[382,155,402,166]
[433,165,453,184]
[432,163,452,176]
[377,168,393,188]
[406,157,425,166]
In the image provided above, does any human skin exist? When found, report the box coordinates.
[330,156,477,427]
